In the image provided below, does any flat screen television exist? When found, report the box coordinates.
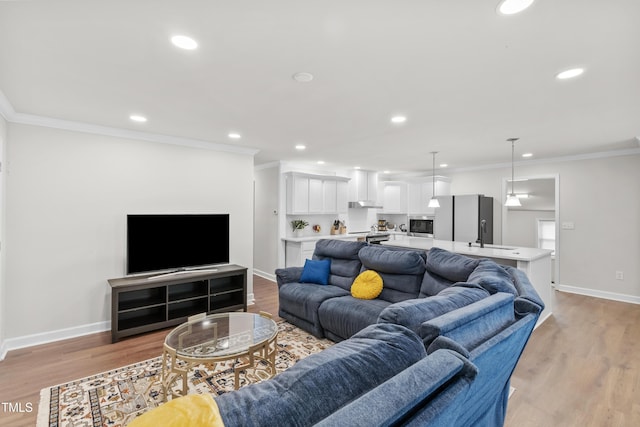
[127,214,230,275]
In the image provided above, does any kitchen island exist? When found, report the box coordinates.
[382,237,553,326]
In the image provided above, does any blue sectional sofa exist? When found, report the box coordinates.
[130,239,544,426]
[277,239,542,342]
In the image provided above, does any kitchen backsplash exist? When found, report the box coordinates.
[285,213,349,238]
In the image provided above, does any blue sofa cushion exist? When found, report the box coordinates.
[299,258,331,285]
[420,248,480,297]
[359,245,427,275]
[278,283,349,326]
[315,349,477,427]
[377,284,490,334]
[319,296,391,341]
[313,239,368,291]
[215,323,426,427]
[427,247,480,282]
[467,259,518,296]
[358,246,426,301]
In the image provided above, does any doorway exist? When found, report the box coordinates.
[501,175,560,284]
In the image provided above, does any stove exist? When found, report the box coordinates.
[349,231,391,244]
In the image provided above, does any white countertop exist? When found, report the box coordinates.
[382,236,553,262]
[281,234,360,243]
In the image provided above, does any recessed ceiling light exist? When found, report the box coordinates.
[556,68,585,80]
[354,166,361,170]
[292,72,314,83]
[439,163,448,168]
[129,115,147,123]
[171,35,198,50]
[295,144,306,150]
[383,170,390,174]
[228,133,241,139]
[522,153,533,158]
[497,0,535,15]
[391,116,407,124]
[317,160,325,165]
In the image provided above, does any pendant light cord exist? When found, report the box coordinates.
[431,151,437,197]
[511,140,515,195]
[507,138,519,196]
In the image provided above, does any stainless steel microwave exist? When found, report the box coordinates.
[409,217,434,236]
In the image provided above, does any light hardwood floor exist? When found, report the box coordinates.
[1,277,638,426]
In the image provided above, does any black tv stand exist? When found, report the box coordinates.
[108,264,247,342]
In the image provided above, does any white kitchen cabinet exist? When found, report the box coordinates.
[336,181,348,213]
[289,174,310,214]
[380,181,408,213]
[308,178,324,213]
[285,240,316,267]
[285,172,350,214]
[349,170,379,202]
[407,177,451,215]
[323,180,337,213]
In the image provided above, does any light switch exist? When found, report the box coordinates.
[561,222,575,230]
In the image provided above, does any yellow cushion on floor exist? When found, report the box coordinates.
[128,394,224,427]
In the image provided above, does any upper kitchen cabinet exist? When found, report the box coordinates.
[349,170,379,203]
[380,181,408,213]
[285,172,350,214]
[407,177,451,215]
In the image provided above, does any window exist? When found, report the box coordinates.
[537,219,555,256]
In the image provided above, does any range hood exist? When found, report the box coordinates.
[348,200,384,209]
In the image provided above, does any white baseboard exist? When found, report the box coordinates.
[556,284,640,305]
[253,268,276,282]
[0,321,110,360]
[0,339,8,361]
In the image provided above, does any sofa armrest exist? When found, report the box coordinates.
[275,267,303,288]
[315,349,477,427]
[505,267,545,315]
[419,293,515,351]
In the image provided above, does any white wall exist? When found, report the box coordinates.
[448,153,640,301]
[0,115,6,357]
[253,164,279,280]
[505,210,555,248]
[4,123,254,342]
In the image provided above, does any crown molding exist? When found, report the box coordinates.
[443,147,640,174]
[0,90,259,156]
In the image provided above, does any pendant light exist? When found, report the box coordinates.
[505,138,521,207]
[428,151,440,208]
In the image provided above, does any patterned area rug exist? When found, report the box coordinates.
[37,321,333,427]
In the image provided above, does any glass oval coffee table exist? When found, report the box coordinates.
[161,311,278,400]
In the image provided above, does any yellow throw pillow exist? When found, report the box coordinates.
[127,394,225,427]
[351,270,383,300]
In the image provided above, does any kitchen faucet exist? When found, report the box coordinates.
[476,219,487,248]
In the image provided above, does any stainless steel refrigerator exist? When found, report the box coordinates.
[434,194,493,243]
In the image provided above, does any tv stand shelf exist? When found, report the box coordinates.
[108,264,247,343]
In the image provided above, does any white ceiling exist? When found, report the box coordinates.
[1,0,639,173]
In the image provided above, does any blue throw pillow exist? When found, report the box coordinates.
[299,258,331,285]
